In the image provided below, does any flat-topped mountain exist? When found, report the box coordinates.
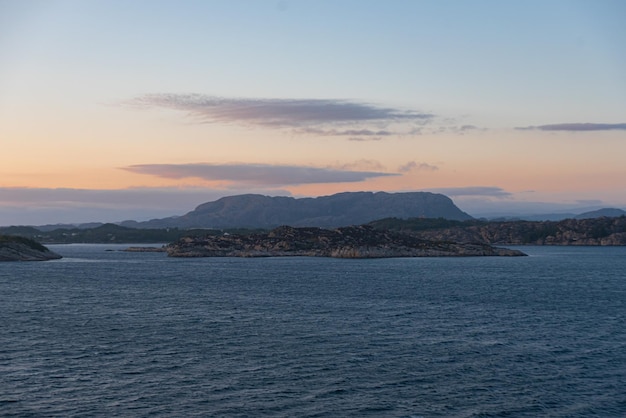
[166,225,525,258]
[123,191,472,229]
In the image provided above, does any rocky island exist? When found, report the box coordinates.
[166,225,526,258]
[0,235,62,261]
[369,215,626,246]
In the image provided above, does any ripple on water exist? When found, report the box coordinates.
[0,245,625,417]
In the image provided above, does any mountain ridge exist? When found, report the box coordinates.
[574,208,626,220]
[121,191,473,229]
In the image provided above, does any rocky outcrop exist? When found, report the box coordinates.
[0,236,62,261]
[385,216,626,246]
[124,191,473,229]
[166,225,525,258]
[123,246,167,252]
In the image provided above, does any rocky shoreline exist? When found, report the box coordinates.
[166,225,526,258]
[396,216,626,246]
[0,236,62,261]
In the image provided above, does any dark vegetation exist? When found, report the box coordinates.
[2,216,625,246]
[369,216,626,245]
[0,234,61,261]
[0,223,266,244]
[367,217,485,232]
[0,234,48,251]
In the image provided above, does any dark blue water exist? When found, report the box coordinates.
[1,245,625,417]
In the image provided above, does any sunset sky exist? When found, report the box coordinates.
[1,0,625,225]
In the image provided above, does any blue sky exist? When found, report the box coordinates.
[1,0,625,224]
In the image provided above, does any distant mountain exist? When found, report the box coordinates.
[574,208,626,219]
[486,213,578,222]
[122,191,473,229]
[484,207,626,222]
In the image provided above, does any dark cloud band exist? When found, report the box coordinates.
[127,93,433,129]
[516,123,626,132]
[123,163,398,186]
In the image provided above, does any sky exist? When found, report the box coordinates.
[1,0,625,225]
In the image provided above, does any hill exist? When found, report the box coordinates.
[483,207,626,222]
[369,216,626,245]
[0,235,62,261]
[0,223,263,244]
[122,191,473,229]
[574,208,626,220]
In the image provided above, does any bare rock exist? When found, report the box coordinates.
[0,236,62,261]
[166,225,526,258]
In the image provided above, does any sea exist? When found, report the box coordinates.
[1,244,625,417]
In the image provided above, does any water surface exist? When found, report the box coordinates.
[1,245,625,417]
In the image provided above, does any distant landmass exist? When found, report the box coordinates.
[4,192,623,232]
[574,208,626,220]
[485,207,626,222]
[120,192,473,229]
[1,192,625,249]
[0,223,262,245]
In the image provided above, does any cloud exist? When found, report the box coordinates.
[459,124,479,131]
[430,124,486,135]
[348,136,384,142]
[454,124,484,134]
[296,127,394,141]
[516,123,626,132]
[332,159,387,172]
[398,161,438,173]
[122,163,398,186]
[297,128,394,137]
[424,186,512,198]
[126,93,434,131]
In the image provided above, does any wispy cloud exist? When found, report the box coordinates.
[332,159,387,172]
[430,124,486,135]
[459,124,479,131]
[424,186,512,198]
[122,163,398,186]
[516,123,626,132]
[127,94,433,130]
[398,161,439,173]
[125,93,435,141]
[347,136,384,142]
[297,128,395,137]
[297,127,394,141]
